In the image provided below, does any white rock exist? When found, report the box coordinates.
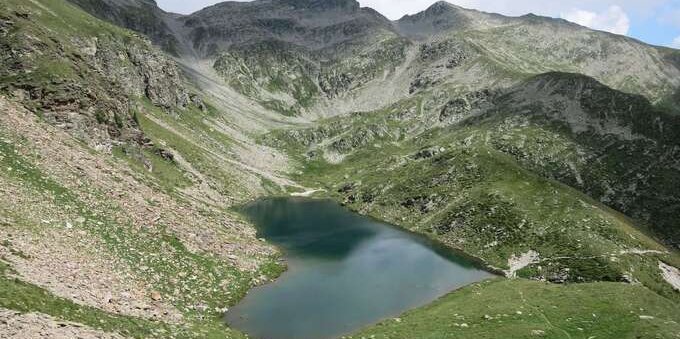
[659,262,680,291]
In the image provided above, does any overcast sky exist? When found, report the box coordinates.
[155,0,680,48]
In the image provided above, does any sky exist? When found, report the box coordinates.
[155,0,680,48]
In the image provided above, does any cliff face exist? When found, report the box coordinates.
[0,0,199,149]
[67,0,179,54]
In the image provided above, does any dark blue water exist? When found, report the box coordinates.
[226,198,492,339]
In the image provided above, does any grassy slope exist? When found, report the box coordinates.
[0,0,138,133]
[121,99,262,199]
[353,278,680,339]
[280,120,680,294]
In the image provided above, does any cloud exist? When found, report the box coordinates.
[561,5,630,35]
[672,36,680,49]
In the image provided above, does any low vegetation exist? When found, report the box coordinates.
[269,73,680,336]
[353,278,680,339]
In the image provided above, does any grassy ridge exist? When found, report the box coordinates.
[353,278,680,339]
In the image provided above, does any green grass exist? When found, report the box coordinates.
[0,0,138,85]
[0,138,73,203]
[2,0,132,37]
[135,105,242,197]
[353,278,680,339]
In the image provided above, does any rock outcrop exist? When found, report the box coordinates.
[0,2,200,149]
[67,0,179,54]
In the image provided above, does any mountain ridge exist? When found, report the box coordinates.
[66,0,680,108]
[1,0,679,338]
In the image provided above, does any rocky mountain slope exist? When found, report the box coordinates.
[1,0,196,149]
[181,0,395,55]
[66,0,180,54]
[397,2,680,101]
[1,0,680,338]
[0,1,293,337]
[173,1,680,111]
[272,72,680,336]
[68,0,680,116]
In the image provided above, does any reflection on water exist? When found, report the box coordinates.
[226,198,492,339]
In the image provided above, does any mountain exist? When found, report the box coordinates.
[396,1,509,38]
[67,0,680,115]
[67,0,180,54]
[180,0,394,54]
[398,2,680,102]
[176,0,410,116]
[187,0,680,118]
[1,0,198,149]
[1,0,679,338]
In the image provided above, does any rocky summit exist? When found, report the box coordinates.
[0,0,679,338]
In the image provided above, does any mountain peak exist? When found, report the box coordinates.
[395,1,469,39]
[400,1,461,20]
[259,0,360,11]
[426,1,460,13]
[181,0,393,56]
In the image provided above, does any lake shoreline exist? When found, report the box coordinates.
[227,197,494,339]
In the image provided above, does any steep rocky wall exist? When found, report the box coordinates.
[66,0,179,54]
[0,1,200,150]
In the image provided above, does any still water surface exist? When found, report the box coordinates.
[226,198,492,339]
